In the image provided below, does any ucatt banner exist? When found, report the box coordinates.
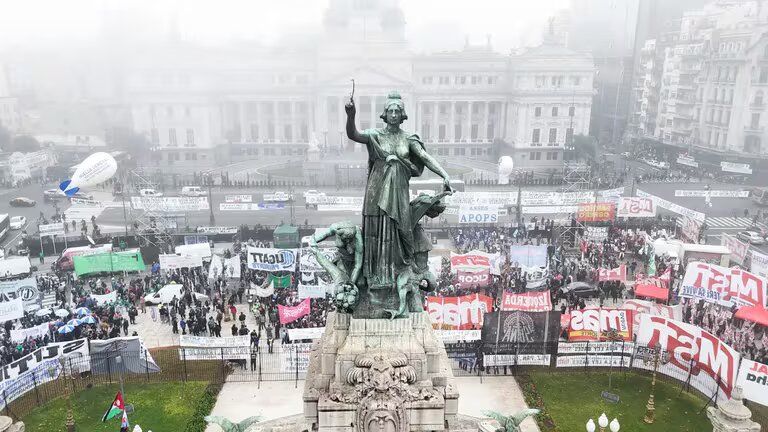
[247,247,298,272]
[576,202,615,222]
[278,299,310,324]
[680,262,767,308]
[567,308,633,341]
[426,294,493,330]
[636,315,740,400]
[500,291,552,312]
[616,197,656,218]
[721,233,749,265]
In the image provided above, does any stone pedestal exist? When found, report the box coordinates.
[304,312,459,432]
[706,387,761,432]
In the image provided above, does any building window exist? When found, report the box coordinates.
[300,124,308,141]
[168,128,177,147]
[454,124,462,140]
[535,76,544,88]
[268,122,275,140]
[186,128,195,147]
[185,106,191,117]
[487,123,495,140]
[551,76,563,87]
[439,103,447,114]
[284,125,293,141]
[570,76,581,86]
[529,151,541,161]
[548,128,557,145]
[422,124,430,140]
[552,107,558,117]
[422,76,433,84]
[569,106,575,117]
[439,76,449,85]
[250,124,259,140]
[532,128,540,145]
[755,91,764,106]
[752,113,761,129]
[455,147,465,156]
[535,107,542,117]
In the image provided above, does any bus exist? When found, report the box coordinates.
[0,214,9,242]
[752,187,768,206]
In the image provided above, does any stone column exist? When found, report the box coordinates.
[466,101,473,142]
[482,102,490,140]
[417,102,423,137]
[433,102,439,140]
[272,101,279,141]
[290,101,297,143]
[239,101,248,143]
[450,101,456,140]
[706,387,761,431]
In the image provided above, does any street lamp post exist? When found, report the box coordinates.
[586,414,619,432]
[641,343,670,424]
[207,174,216,226]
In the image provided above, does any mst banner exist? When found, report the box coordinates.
[616,197,656,218]
[567,308,633,341]
[247,247,298,272]
[500,291,552,312]
[598,265,627,282]
[426,294,493,330]
[481,310,560,354]
[680,262,767,308]
[636,315,740,400]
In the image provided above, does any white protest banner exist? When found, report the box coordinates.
[224,194,252,203]
[751,250,768,280]
[521,191,594,206]
[680,216,703,243]
[10,322,50,343]
[434,330,482,342]
[196,226,238,234]
[0,339,89,383]
[38,222,65,237]
[90,291,117,306]
[557,341,635,355]
[175,243,212,259]
[247,247,298,272]
[287,327,325,341]
[458,205,499,224]
[599,186,625,198]
[680,262,767,308]
[721,161,752,174]
[556,355,630,368]
[263,192,293,202]
[224,256,241,279]
[0,277,39,307]
[677,155,699,168]
[280,343,312,373]
[674,190,749,198]
[307,196,363,206]
[585,226,608,241]
[131,196,209,212]
[219,203,252,211]
[299,248,338,273]
[0,298,23,322]
[252,281,274,297]
[179,335,250,360]
[444,191,517,207]
[721,233,749,266]
[500,291,552,312]
[522,205,578,214]
[428,256,443,278]
[736,359,768,406]
[637,189,705,221]
[208,255,224,280]
[636,315,740,400]
[485,354,551,367]
[159,254,203,270]
[298,284,328,299]
[616,197,656,218]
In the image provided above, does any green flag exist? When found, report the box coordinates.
[269,274,292,288]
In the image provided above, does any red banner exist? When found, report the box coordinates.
[456,269,490,289]
[450,252,491,271]
[598,265,627,282]
[567,308,633,341]
[681,262,768,308]
[500,291,552,312]
[637,315,740,399]
[576,202,615,222]
[278,298,310,324]
[426,294,494,330]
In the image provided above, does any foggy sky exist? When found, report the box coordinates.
[0,0,568,52]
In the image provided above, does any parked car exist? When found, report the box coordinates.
[560,282,599,298]
[737,230,765,245]
[9,216,26,230]
[181,186,207,197]
[144,283,209,305]
[139,188,163,197]
[9,197,36,207]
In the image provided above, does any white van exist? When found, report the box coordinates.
[181,186,206,197]
[145,283,209,305]
[139,188,163,197]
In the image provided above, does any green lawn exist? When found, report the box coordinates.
[22,381,209,432]
[524,372,712,432]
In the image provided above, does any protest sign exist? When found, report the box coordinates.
[224,195,252,203]
[736,359,768,406]
[500,291,552,312]
[450,251,493,272]
[38,222,65,237]
[426,294,494,330]
[196,226,238,234]
[280,343,312,373]
[90,291,117,306]
[278,299,310,324]
[751,250,768,279]
[616,197,656,218]
[598,265,627,282]
[567,308,633,341]
[287,328,326,341]
[0,277,39,307]
[0,298,23,322]
[577,202,615,222]
[456,269,490,289]
[680,262,767,308]
[721,233,749,266]
[179,335,250,360]
[458,205,499,224]
[247,247,298,272]
[10,322,50,343]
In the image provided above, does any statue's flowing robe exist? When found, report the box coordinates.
[361,128,427,289]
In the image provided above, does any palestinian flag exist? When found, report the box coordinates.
[120,410,129,431]
[101,391,125,422]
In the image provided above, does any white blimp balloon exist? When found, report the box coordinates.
[498,156,515,185]
[59,152,117,197]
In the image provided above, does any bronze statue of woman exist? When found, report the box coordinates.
[344,91,452,299]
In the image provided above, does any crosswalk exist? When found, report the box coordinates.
[705,217,766,230]
[40,292,57,309]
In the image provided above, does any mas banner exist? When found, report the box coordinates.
[426,294,494,330]
[617,197,656,218]
[456,269,491,289]
[73,251,145,276]
[278,299,310,324]
[0,277,39,307]
[598,265,627,282]
[247,247,298,272]
[500,291,552,312]
[576,202,615,223]
[721,234,749,266]
[567,308,633,341]
[680,262,767,308]
[481,311,561,354]
[636,315,740,400]
[159,254,203,270]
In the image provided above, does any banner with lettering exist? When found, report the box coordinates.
[246,247,298,272]
[450,251,492,272]
[159,254,203,270]
[500,291,552,312]
[0,298,24,322]
[480,311,561,355]
[456,269,491,289]
[751,250,768,280]
[736,359,768,406]
[567,308,633,342]
[0,277,39,307]
[680,216,703,244]
[298,284,329,299]
[576,202,615,223]
[426,294,494,330]
[278,299,311,324]
[10,322,51,343]
[616,197,656,218]
[680,262,767,308]
[636,315,740,400]
[251,281,274,298]
[721,233,749,266]
[598,265,627,282]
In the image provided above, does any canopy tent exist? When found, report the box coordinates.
[273,224,300,249]
[735,305,768,327]
[634,283,669,302]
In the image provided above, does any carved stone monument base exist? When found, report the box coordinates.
[303,312,459,432]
